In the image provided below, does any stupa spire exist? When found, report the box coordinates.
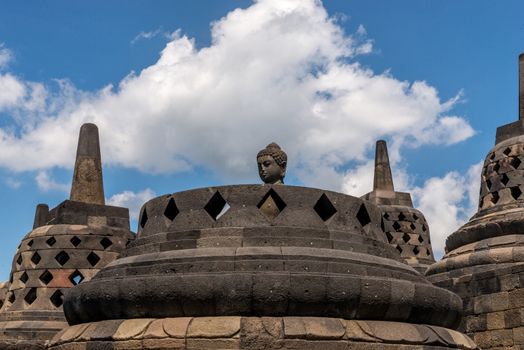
[373,140,394,192]
[70,123,105,204]
[519,53,524,120]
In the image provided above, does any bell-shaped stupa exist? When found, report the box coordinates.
[426,54,524,349]
[0,123,134,349]
[362,140,435,273]
[49,143,476,350]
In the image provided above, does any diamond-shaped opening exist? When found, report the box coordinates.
[24,288,37,305]
[69,270,84,285]
[501,173,510,186]
[511,186,522,200]
[19,272,28,284]
[494,162,501,172]
[27,239,33,247]
[398,212,406,221]
[257,189,286,220]
[422,224,427,232]
[510,157,522,169]
[100,237,112,250]
[491,191,500,204]
[410,223,416,230]
[16,254,23,265]
[31,252,41,266]
[489,152,496,160]
[402,232,411,243]
[396,245,402,254]
[313,193,337,221]
[54,251,70,266]
[50,290,63,308]
[414,246,427,256]
[385,231,394,243]
[383,212,389,220]
[39,270,53,285]
[9,273,13,284]
[356,204,371,227]
[140,207,148,229]
[45,237,56,247]
[412,213,419,221]
[486,179,492,190]
[164,198,179,221]
[70,236,81,247]
[418,235,424,243]
[87,252,100,267]
[0,300,3,309]
[503,147,512,156]
[205,191,229,221]
[8,293,15,304]
[392,221,401,232]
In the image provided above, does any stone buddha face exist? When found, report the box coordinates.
[257,143,287,184]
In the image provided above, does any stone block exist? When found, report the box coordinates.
[187,317,241,338]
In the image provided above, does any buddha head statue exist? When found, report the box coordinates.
[257,142,287,184]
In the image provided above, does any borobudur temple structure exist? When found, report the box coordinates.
[47,143,477,350]
[426,54,524,349]
[362,140,435,274]
[0,123,135,349]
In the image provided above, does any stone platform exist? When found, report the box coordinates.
[49,316,477,350]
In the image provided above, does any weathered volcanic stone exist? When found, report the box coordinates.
[426,54,524,349]
[52,182,474,349]
[70,123,105,205]
[0,123,135,350]
[362,140,436,273]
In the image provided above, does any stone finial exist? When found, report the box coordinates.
[519,53,524,120]
[373,140,394,192]
[33,204,49,229]
[70,123,105,204]
[257,142,287,184]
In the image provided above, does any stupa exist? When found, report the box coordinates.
[49,143,476,349]
[0,124,134,349]
[362,140,435,273]
[426,54,524,349]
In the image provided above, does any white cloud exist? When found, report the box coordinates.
[107,188,156,220]
[411,161,483,258]
[0,0,473,191]
[0,43,13,70]
[131,28,176,45]
[35,171,69,193]
[5,177,21,189]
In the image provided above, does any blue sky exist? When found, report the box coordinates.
[0,0,522,280]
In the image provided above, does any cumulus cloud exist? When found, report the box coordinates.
[131,28,177,45]
[35,171,70,193]
[107,188,156,220]
[411,161,483,258]
[0,0,473,192]
[0,43,13,69]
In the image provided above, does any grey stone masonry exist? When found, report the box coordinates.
[0,123,135,350]
[55,181,474,349]
[427,53,524,350]
[69,123,105,205]
[362,140,435,273]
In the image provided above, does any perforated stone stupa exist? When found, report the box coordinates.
[426,54,524,349]
[362,140,435,273]
[48,143,476,350]
[0,123,134,349]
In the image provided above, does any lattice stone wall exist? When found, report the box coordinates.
[480,138,524,211]
[1,224,131,314]
[380,205,435,271]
